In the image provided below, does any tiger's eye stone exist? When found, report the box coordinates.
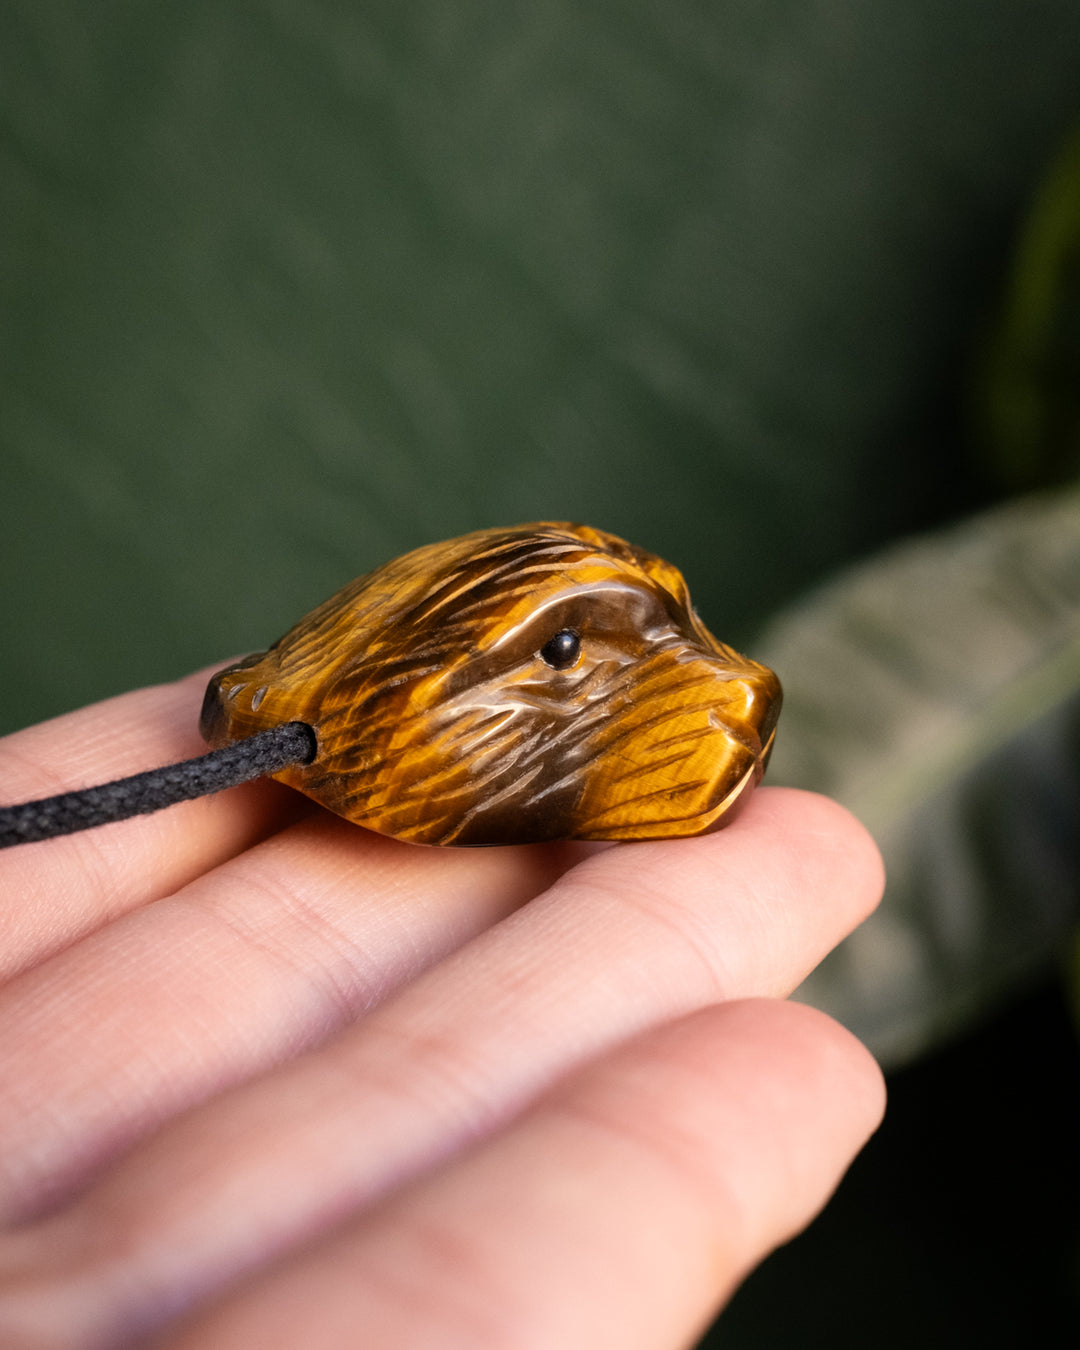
[200,523,781,846]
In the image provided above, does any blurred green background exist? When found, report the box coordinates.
[3,2,1080,1343]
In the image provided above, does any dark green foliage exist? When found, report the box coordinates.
[3,1,1080,729]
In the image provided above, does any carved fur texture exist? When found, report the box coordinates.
[200,523,781,845]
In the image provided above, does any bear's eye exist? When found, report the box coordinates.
[539,629,581,670]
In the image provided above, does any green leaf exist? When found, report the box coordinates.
[759,486,1080,1065]
[974,123,1080,490]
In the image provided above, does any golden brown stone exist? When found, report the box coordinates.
[200,523,781,845]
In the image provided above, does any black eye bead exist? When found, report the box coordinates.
[539,628,581,670]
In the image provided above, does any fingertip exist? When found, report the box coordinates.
[755,996,888,1139]
[743,786,886,920]
[619,999,886,1258]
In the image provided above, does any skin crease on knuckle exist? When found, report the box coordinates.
[0,822,584,1230]
[0,526,886,1348]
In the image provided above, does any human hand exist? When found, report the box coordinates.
[0,669,884,1348]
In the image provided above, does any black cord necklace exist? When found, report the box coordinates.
[0,723,315,848]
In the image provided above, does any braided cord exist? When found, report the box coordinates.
[0,722,316,848]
